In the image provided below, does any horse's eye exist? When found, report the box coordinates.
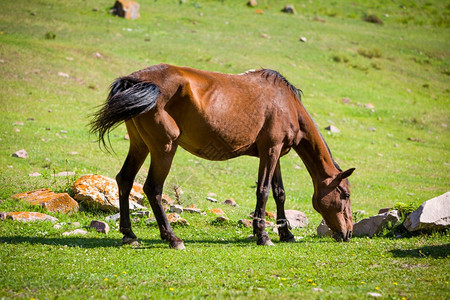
[345,193,350,198]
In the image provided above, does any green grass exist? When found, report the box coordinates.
[0,0,449,298]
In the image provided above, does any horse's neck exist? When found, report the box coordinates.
[294,113,339,187]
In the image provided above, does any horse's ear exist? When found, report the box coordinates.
[339,168,355,180]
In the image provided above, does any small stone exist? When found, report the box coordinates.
[299,37,307,43]
[281,4,296,14]
[62,229,87,236]
[247,0,257,7]
[68,151,78,155]
[378,208,391,214]
[238,219,253,228]
[206,197,218,203]
[215,216,230,223]
[71,222,81,227]
[133,211,152,218]
[317,220,333,237]
[184,207,203,214]
[93,52,104,59]
[66,57,74,61]
[260,33,270,39]
[60,130,67,134]
[223,198,237,206]
[365,103,375,109]
[29,172,42,177]
[58,72,70,78]
[27,117,35,121]
[89,220,110,234]
[106,213,121,222]
[170,204,183,214]
[368,127,376,132]
[325,125,340,133]
[0,212,7,220]
[53,223,63,229]
[285,210,308,228]
[167,213,181,223]
[367,292,382,298]
[52,171,76,177]
[14,121,24,126]
[313,16,326,23]
[12,149,28,159]
[13,128,20,132]
[209,208,225,215]
[124,134,129,140]
[312,288,324,292]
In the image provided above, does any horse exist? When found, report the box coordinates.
[90,64,355,249]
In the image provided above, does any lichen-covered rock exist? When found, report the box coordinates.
[6,211,58,223]
[73,174,146,212]
[209,208,225,215]
[11,188,78,214]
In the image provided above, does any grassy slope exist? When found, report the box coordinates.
[0,0,449,298]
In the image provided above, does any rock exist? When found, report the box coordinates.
[184,207,203,214]
[378,208,391,214]
[215,216,230,223]
[281,4,296,14]
[62,229,87,236]
[404,192,450,232]
[112,0,140,20]
[206,197,218,203]
[167,213,181,223]
[312,288,324,292]
[12,149,28,159]
[6,211,58,223]
[365,103,375,109]
[325,125,340,133]
[29,172,42,177]
[223,198,237,206]
[57,72,69,78]
[247,0,257,7]
[162,194,175,206]
[367,292,382,298]
[11,188,79,214]
[363,14,383,25]
[170,204,183,214]
[368,127,376,132]
[73,174,145,212]
[0,212,7,220]
[299,37,307,43]
[342,97,351,103]
[106,213,120,222]
[238,219,253,227]
[132,211,152,218]
[285,210,308,228]
[52,171,76,177]
[209,208,225,215]
[93,52,104,59]
[352,210,400,237]
[89,220,110,234]
[317,220,333,237]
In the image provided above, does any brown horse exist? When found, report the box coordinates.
[90,64,355,249]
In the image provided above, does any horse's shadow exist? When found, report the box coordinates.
[0,235,269,249]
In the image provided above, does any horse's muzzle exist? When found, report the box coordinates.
[332,231,352,242]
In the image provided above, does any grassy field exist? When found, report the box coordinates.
[0,0,449,299]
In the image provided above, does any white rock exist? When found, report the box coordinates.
[170,204,184,214]
[325,125,340,133]
[12,149,28,159]
[404,192,450,232]
[62,229,87,236]
[353,210,400,237]
[285,210,308,228]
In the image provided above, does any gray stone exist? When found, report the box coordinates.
[170,204,184,214]
[223,198,237,206]
[206,197,218,203]
[281,4,296,14]
[106,213,120,222]
[89,220,110,234]
[132,211,152,218]
[184,207,203,214]
[367,292,382,298]
[325,125,340,133]
[317,220,332,237]
[0,212,7,220]
[353,210,400,237]
[285,210,308,228]
[12,149,28,159]
[404,192,450,232]
[6,212,58,223]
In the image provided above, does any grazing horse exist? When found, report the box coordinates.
[90,64,355,249]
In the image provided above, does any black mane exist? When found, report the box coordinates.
[259,69,303,102]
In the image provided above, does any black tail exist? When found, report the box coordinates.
[90,77,160,151]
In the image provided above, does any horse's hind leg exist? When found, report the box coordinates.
[272,160,295,242]
[116,122,149,245]
[143,147,185,250]
[253,145,283,246]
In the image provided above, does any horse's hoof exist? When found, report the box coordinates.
[170,240,185,250]
[280,233,296,243]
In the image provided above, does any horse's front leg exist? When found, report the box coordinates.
[253,146,282,246]
[272,160,295,242]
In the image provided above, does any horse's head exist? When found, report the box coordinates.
[313,168,355,242]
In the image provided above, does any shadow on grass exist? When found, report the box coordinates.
[389,243,449,259]
[0,236,272,249]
